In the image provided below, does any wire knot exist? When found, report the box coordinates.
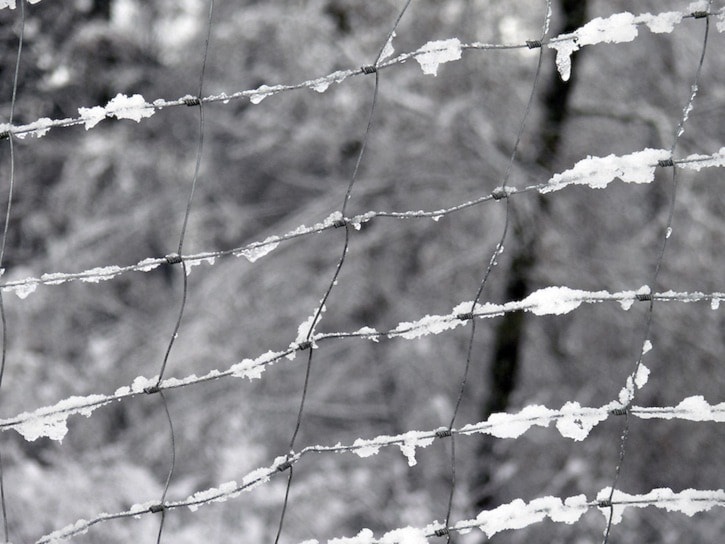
[526,40,542,49]
[658,158,674,168]
[635,293,652,302]
[691,10,709,19]
[183,96,201,107]
[277,460,293,472]
[456,312,474,322]
[0,131,9,141]
[165,253,183,265]
[435,428,452,438]
[143,385,161,395]
[296,340,313,351]
[149,503,165,514]
[611,407,628,416]
[434,528,449,537]
[491,187,508,200]
[361,65,377,75]
[333,218,348,228]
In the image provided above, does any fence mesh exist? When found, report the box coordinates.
[0,0,723,543]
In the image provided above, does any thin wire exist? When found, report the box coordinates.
[0,2,23,269]
[285,346,316,454]
[272,62,376,544]
[0,0,25,392]
[0,451,5,544]
[0,2,25,540]
[273,3,414,542]
[440,2,551,538]
[154,390,176,544]
[156,0,214,385]
[374,0,413,64]
[153,3,214,542]
[601,6,711,543]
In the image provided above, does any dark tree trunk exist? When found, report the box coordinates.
[90,0,113,20]
[472,0,588,512]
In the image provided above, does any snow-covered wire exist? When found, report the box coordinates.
[0,7,720,140]
[273,2,414,542]
[0,285,722,444]
[0,2,722,543]
[601,5,714,543]
[0,147,721,299]
[439,2,553,539]
[34,399,725,543]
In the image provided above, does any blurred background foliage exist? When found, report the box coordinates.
[0,0,723,542]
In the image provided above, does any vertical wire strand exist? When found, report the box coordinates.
[273,69,377,544]
[156,0,214,385]
[154,390,177,544]
[601,6,711,543]
[0,0,26,392]
[272,3,415,542]
[440,3,552,538]
[153,2,214,542]
[0,1,26,540]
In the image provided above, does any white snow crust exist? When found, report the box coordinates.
[0,0,42,9]
[79,265,123,283]
[234,236,280,262]
[380,31,396,62]
[79,93,154,129]
[596,487,725,524]
[249,84,285,104]
[9,395,113,442]
[718,8,725,33]
[540,149,669,194]
[635,395,725,422]
[414,38,462,76]
[680,146,725,171]
[548,10,688,81]
[13,117,52,139]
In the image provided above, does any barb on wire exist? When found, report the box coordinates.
[601,5,713,544]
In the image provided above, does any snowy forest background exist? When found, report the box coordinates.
[0,0,723,542]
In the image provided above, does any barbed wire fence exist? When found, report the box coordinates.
[0,0,723,543]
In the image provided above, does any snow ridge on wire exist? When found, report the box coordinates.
[2,7,723,138]
[1,4,722,543]
[2,286,722,443]
[1,147,724,298]
[305,488,725,544]
[35,407,725,544]
[547,3,722,81]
